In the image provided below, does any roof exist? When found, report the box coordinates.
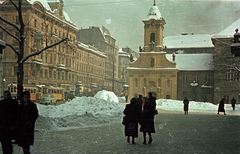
[144,5,162,21]
[164,34,214,48]
[165,53,213,71]
[213,18,240,38]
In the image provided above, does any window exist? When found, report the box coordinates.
[66,59,68,67]
[16,16,19,24]
[72,74,74,81]
[15,32,19,38]
[150,33,155,42]
[193,74,198,82]
[39,69,43,77]
[49,70,52,78]
[69,74,71,81]
[61,72,64,80]
[14,66,18,75]
[183,74,187,82]
[34,19,37,27]
[58,72,60,80]
[0,32,3,39]
[45,70,48,78]
[158,79,161,87]
[54,71,56,79]
[150,58,154,67]
[206,74,211,82]
[65,72,67,80]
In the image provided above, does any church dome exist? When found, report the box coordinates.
[144,5,162,21]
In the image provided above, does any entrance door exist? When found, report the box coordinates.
[204,94,211,102]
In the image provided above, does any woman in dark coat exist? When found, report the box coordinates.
[17,91,39,154]
[218,98,226,115]
[123,97,139,144]
[183,97,189,115]
[140,97,155,145]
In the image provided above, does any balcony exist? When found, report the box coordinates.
[57,64,65,70]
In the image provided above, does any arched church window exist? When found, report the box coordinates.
[150,33,155,43]
[150,58,154,67]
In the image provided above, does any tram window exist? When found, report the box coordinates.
[57,90,59,93]
[48,89,50,93]
[34,89,36,93]
[8,87,11,92]
[14,87,16,92]
[31,89,33,93]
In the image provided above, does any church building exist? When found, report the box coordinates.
[127,2,178,99]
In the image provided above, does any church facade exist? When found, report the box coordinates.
[127,3,178,99]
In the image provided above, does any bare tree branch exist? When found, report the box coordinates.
[20,37,68,64]
[9,0,19,11]
[0,25,20,42]
[5,42,20,56]
[0,16,20,32]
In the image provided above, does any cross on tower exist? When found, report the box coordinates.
[153,0,156,6]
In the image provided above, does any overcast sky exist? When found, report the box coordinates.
[62,0,240,52]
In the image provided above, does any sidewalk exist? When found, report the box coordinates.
[10,112,240,154]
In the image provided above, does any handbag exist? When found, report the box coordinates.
[154,109,158,115]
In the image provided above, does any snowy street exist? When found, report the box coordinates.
[10,111,240,154]
[3,91,240,153]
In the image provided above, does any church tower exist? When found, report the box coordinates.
[127,1,178,99]
[143,1,165,52]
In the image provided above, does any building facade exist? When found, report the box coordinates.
[0,0,106,98]
[127,3,178,99]
[77,26,120,94]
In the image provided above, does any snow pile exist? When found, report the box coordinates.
[118,96,126,103]
[36,91,124,132]
[157,99,240,115]
[94,90,119,103]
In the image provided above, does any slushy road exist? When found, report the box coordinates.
[10,111,240,154]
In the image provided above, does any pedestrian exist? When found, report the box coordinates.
[148,92,156,109]
[0,90,20,154]
[123,97,138,144]
[136,94,143,113]
[17,91,39,154]
[183,97,189,115]
[231,97,236,110]
[140,97,155,145]
[125,95,128,103]
[218,98,226,115]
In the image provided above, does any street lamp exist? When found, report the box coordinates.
[0,39,6,54]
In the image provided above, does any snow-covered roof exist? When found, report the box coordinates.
[164,34,214,48]
[144,5,162,21]
[26,0,76,27]
[165,53,213,71]
[212,18,240,38]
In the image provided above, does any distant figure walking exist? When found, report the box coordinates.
[183,97,189,115]
[231,97,236,110]
[125,95,128,103]
[140,97,155,145]
[123,98,139,144]
[218,98,226,115]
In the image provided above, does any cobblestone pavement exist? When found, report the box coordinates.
[8,111,240,154]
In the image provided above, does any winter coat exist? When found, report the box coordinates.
[231,98,236,107]
[149,96,156,110]
[140,102,155,133]
[218,99,225,112]
[0,98,20,141]
[183,99,189,111]
[123,104,139,137]
[17,100,38,147]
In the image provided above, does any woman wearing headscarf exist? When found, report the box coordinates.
[123,97,139,144]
